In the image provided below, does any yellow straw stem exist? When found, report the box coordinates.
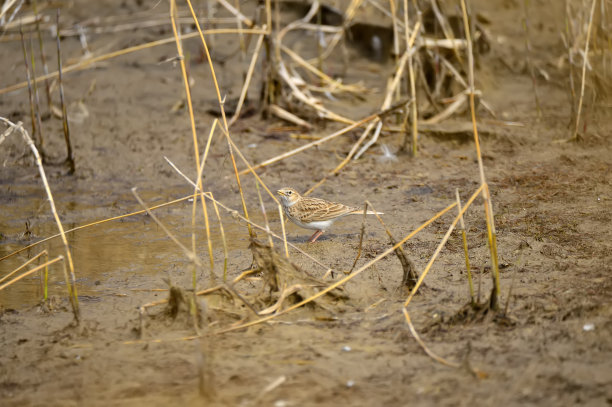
[404,184,484,307]
[0,256,63,292]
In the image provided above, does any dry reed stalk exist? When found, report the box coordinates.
[278,204,289,258]
[402,0,418,155]
[132,188,202,268]
[32,0,52,113]
[0,250,47,284]
[56,10,75,173]
[0,28,268,96]
[460,0,501,306]
[215,0,254,27]
[568,0,597,141]
[421,90,468,124]
[233,0,246,66]
[0,118,79,319]
[54,17,241,37]
[184,0,255,238]
[404,184,484,308]
[0,256,63,292]
[347,203,369,274]
[0,194,196,262]
[402,307,460,368]
[456,189,474,303]
[208,192,229,281]
[170,0,215,280]
[255,180,275,248]
[213,202,457,335]
[192,120,220,285]
[315,0,362,62]
[367,200,418,288]
[163,159,330,272]
[226,137,280,205]
[43,249,49,299]
[276,61,354,124]
[28,34,45,149]
[228,31,265,127]
[19,26,40,150]
[268,104,312,129]
[390,0,400,74]
[352,20,421,160]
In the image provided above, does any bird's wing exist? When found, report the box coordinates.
[296,197,355,222]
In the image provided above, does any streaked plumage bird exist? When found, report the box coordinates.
[277,187,383,242]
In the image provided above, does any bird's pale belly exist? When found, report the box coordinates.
[285,212,334,231]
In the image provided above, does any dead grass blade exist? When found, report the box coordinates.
[455,189,475,303]
[0,256,63,292]
[0,250,47,284]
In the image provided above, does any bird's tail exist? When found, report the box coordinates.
[349,209,383,215]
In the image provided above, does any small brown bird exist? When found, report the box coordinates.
[277,187,383,242]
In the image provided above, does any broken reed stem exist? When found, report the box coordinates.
[459,0,501,307]
[0,28,269,96]
[239,97,410,176]
[280,45,366,96]
[402,307,460,368]
[404,184,484,308]
[56,10,75,173]
[214,202,458,335]
[367,200,418,288]
[571,0,597,141]
[0,250,47,285]
[455,189,474,303]
[0,194,196,263]
[208,192,229,281]
[255,180,274,248]
[0,119,79,320]
[131,188,202,268]
[170,0,215,281]
[0,256,63,292]
[348,203,369,274]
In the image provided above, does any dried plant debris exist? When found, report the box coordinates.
[249,239,348,314]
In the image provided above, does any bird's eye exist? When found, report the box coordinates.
[287,191,292,195]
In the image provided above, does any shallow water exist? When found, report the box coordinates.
[0,191,255,309]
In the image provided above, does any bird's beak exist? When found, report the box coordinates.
[276,190,284,196]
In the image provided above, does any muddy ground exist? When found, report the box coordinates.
[1,0,611,406]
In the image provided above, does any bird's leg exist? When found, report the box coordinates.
[308,230,324,243]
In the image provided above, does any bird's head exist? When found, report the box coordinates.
[277,187,300,206]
